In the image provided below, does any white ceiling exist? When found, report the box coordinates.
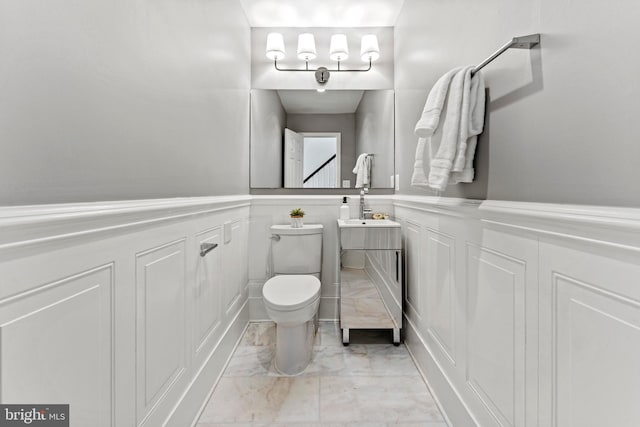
[240,0,405,27]
[277,90,365,114]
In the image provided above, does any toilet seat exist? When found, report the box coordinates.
[263,275,320,311]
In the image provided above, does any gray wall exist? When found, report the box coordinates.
[0,0,251,205]
[250,90,286,188]
[395,0,640,206]
[355,90,395,188]
[286,114,357,187]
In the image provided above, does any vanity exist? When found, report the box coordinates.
[337,219,402,345]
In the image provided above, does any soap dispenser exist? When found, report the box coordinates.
[340,196,350,219]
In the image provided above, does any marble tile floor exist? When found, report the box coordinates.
[196,322,448,427]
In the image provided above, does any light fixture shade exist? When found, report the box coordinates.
[329,34,349,61]
[360,34,380,62]
[297,33,317,61]
[266,32,285,60]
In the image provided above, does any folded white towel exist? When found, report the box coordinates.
[427,66,473,190]
[451,69,485,184]
[411,68,461,186]
[412,66,486,190]
[352,153,371,188]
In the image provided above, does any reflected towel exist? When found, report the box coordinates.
[352,153,371,188]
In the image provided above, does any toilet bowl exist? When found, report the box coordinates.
[263,275,321,375]
[263,275,321,325]
[263,224,323,375]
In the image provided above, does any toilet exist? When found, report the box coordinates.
[262,224,323,375]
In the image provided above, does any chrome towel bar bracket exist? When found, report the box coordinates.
[200,242,218,257]
[471,33,540,76]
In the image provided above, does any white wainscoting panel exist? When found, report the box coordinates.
[466,243,526,427]
[403,220,424,324]
[0,265,114,427]
[539,240,640,427]
[426,229,456,366]
[0,196,251,427]
[193,227,223,366]
[223,220,247,316]
[135,240,187,425]
[395,196,640,427]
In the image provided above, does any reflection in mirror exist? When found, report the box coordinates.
[284,130,341,188]
[250,89,394,189]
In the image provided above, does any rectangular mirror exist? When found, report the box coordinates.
[250,89,394,189]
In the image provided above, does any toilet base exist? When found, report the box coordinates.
[274,318,316,375]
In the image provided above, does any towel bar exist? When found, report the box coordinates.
[471,34,540,76]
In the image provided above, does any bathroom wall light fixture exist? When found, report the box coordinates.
[265,32,380,85]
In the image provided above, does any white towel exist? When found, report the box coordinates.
[427,66,472,190]
[352,153,371,188]
[451,69,485,184]
[411,68,461,186]
[411,66,485,191]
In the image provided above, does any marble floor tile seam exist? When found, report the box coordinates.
[221,346,422,378]
[222,367,423,379]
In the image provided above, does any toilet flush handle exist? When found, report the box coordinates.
[270,234,281,242]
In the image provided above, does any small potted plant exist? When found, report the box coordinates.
[289,208,305,228]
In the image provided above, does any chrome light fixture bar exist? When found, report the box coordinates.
[265,32,380,85]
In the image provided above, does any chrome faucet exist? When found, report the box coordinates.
[359,188,372,220]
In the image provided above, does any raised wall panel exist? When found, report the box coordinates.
[466,244,526,427]
[0,265,113,427]
[136,240,186,425]
[403,221,423,321]
[540,240,640,427]
[223,220,245,315]
[194,227,223,365]
[554,273,640,427]
[425,229,456,365]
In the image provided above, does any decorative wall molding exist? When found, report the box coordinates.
[395,195,640,427]
[480,200,640,231]
[3,194,640,427]
[0,196,252,252]
[0,197,251,427]
[394,195,482,219]
[0,264,115,426]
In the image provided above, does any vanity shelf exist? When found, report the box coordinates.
[337,219,403,346]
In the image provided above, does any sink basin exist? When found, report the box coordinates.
[337,218,400,228]
[338,218,401,250]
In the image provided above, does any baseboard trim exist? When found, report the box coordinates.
[404,315,478,427]
[164,300,249,427]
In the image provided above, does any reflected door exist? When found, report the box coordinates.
[284,128,304,187]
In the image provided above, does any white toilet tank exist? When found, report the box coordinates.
[271,224,323,275]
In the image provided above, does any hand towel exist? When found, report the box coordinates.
[451,69,485,183]
[411,68,461,187]
[427,66,472,190]
[353,153,370,188]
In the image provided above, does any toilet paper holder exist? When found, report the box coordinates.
[200,242,218,257]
